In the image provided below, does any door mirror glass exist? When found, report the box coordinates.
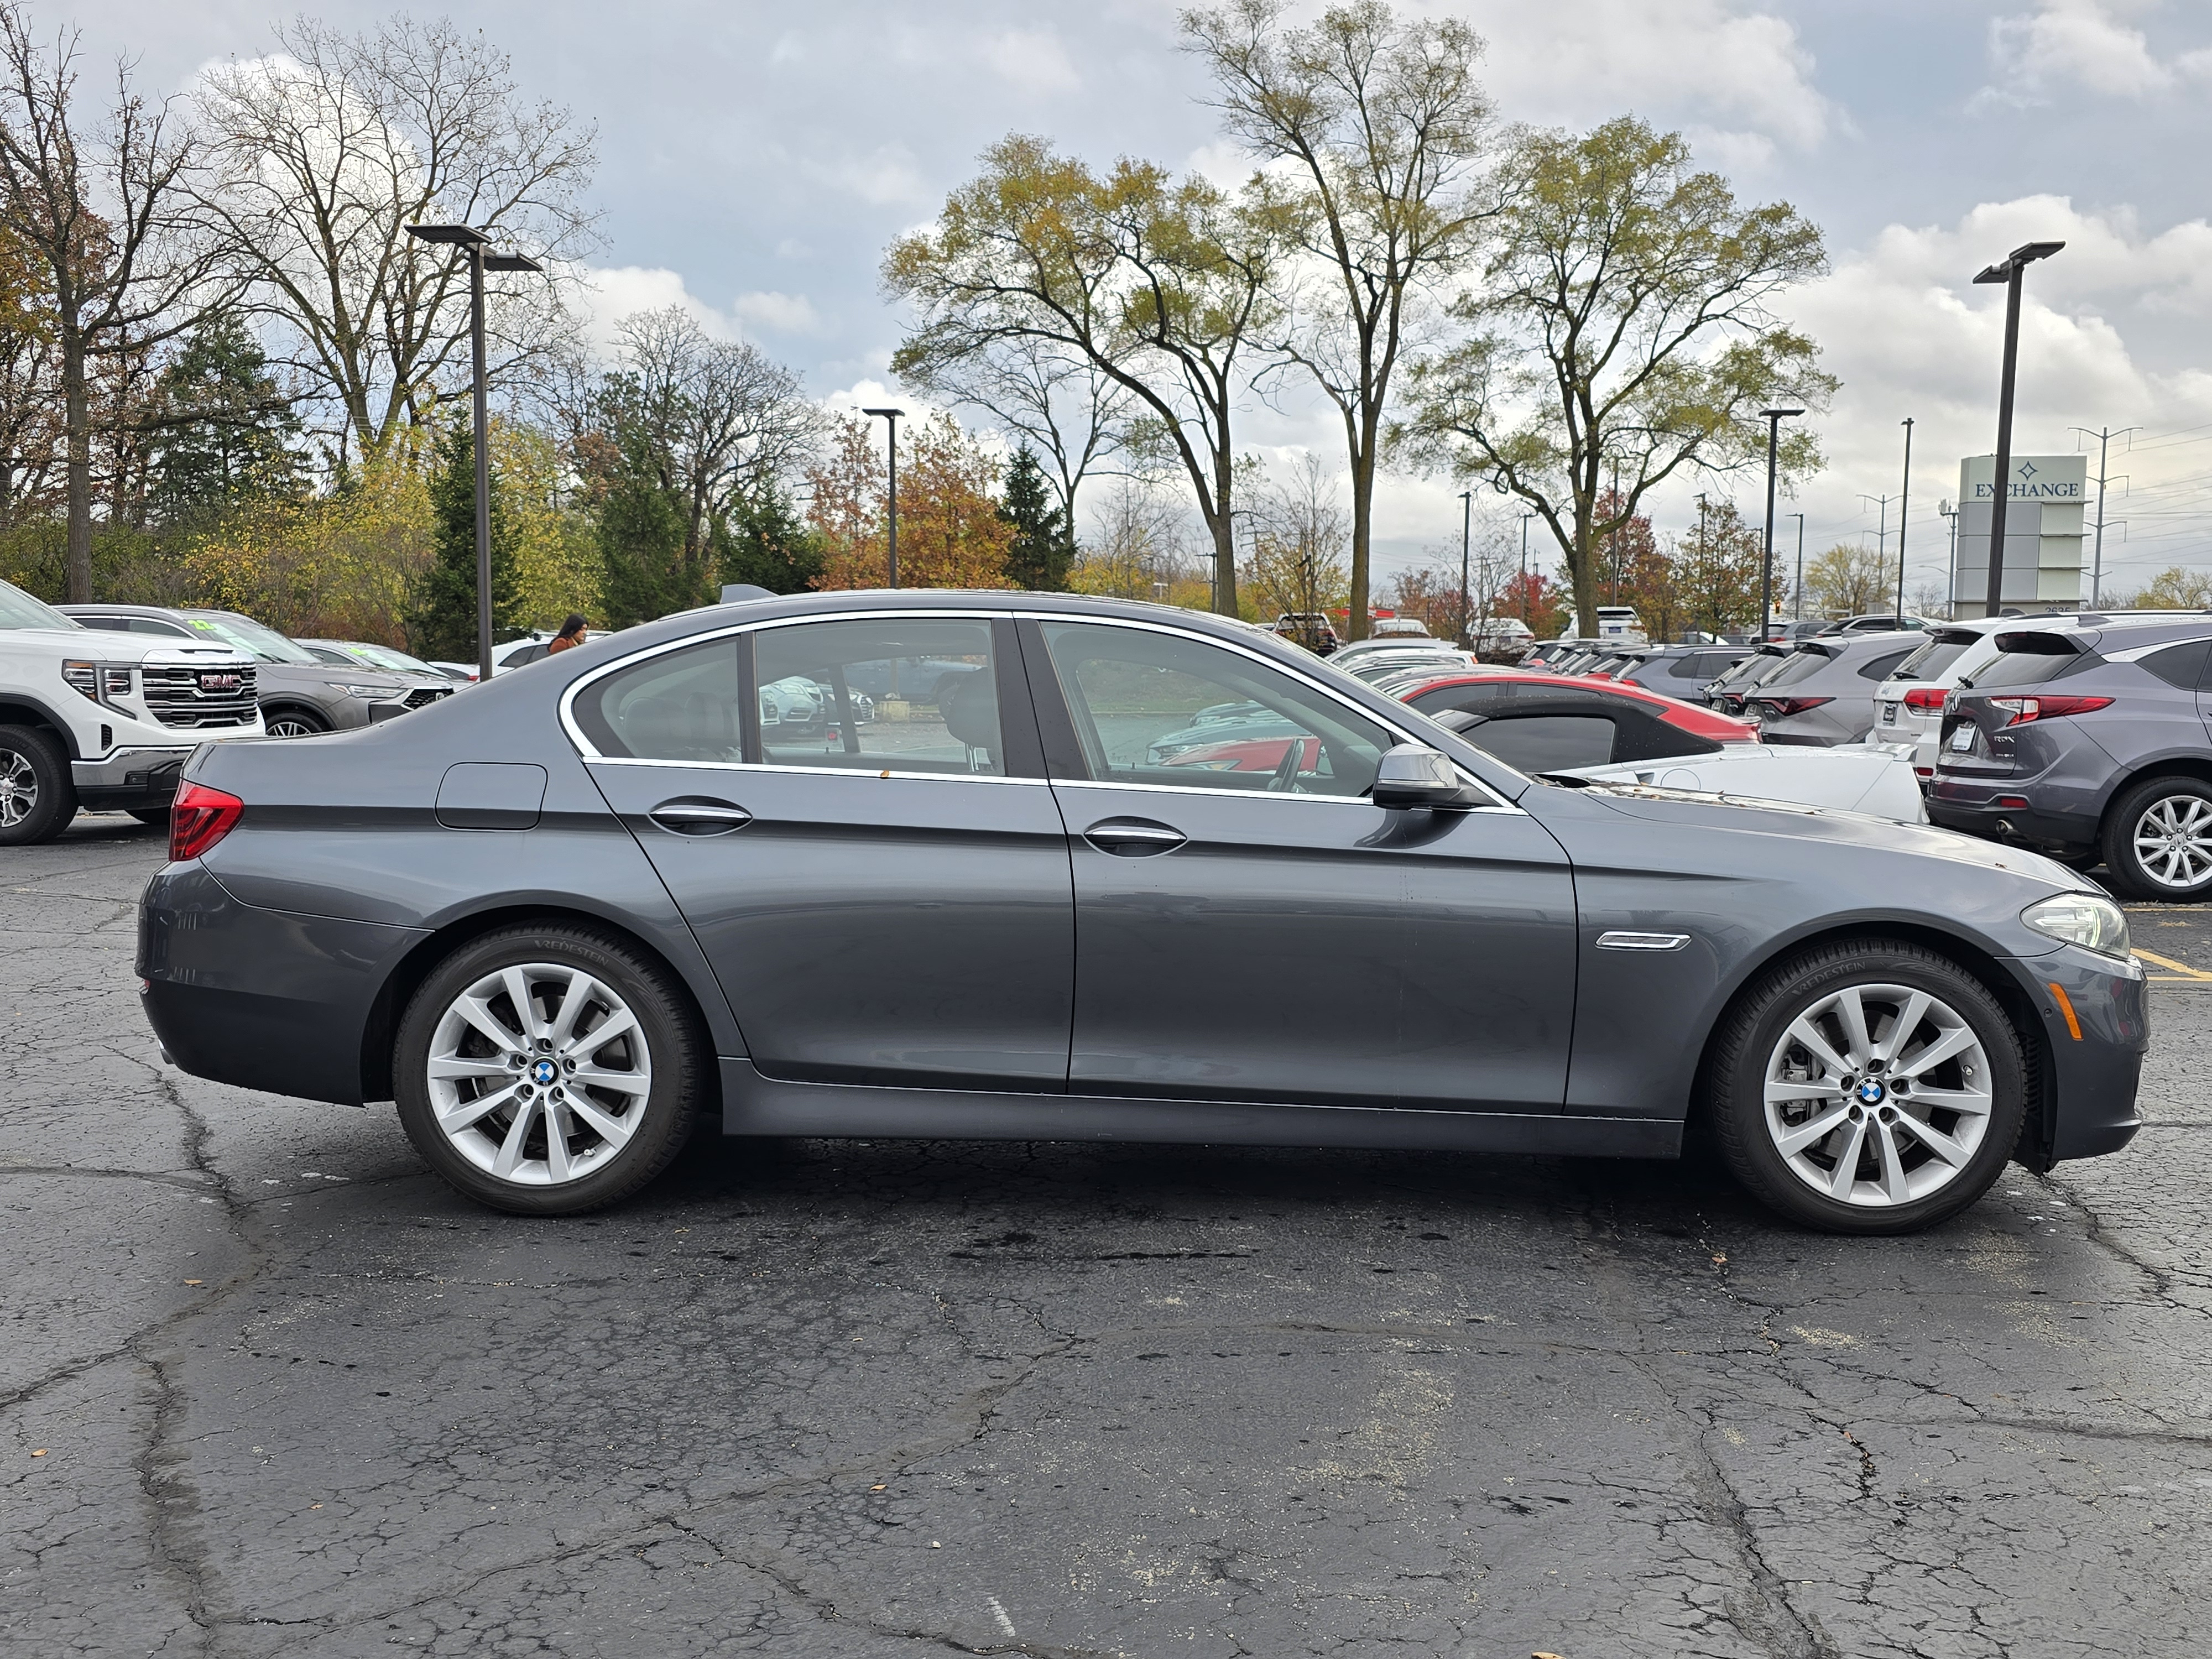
[1372,743,1484,810]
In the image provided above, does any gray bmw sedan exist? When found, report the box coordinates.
[137,591,2147,1234]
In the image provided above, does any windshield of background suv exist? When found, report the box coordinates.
[349,643,437,674]
[1960,634,2084,691]
[0,577,79,630]
[1757,648,1835,690]
[1886,637,1973,682]
[182,611,317,664]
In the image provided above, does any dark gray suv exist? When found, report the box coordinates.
[1929,616,2212,898]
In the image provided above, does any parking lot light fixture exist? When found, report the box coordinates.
[406,223,540,682]
[1458,491,1472,646]
[1973,241,2065,618]
[1760,408,1804,641]
[862,408,905,588]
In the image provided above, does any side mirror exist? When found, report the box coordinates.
[1372,743,1484,811]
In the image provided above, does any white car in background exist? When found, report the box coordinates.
[1567,742,1928,825]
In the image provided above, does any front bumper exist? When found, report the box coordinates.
[2020,946,2147,1164]
[72,745,197,810]
[139,859,426,1105]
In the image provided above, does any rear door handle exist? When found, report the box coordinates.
[648,799,752,836]
[1082,818,1187,856]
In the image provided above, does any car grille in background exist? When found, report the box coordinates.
[403,686,451,709]
[142,664,259,728]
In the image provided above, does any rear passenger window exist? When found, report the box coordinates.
[573,636,744,763]
[1463,714,1617,771]
[2142,639,2212,690]
[754,617,1005,776]
[1856,649,1915,681]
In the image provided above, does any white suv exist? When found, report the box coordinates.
[0,577,261,844]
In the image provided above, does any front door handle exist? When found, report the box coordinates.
[648,799,752,836]
[1083,818,1187,856]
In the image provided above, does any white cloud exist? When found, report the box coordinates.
[805,142,930,208]
[1981,1,2212,107]
[732,290,827,336]
[575,265,738,353]
[1473,0,1835,156]
[983,29,1080,96]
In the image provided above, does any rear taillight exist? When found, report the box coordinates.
[1902,687,1947,711]
[169,780,243,862]
[1757,697,1833,718]
[1987,695,2114,727]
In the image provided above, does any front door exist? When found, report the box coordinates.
[1020,617,1577,1112]
[578,614,1074,1091]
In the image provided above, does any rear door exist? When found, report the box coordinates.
[575,613,1075,1091]
[1022,617,1577,1113]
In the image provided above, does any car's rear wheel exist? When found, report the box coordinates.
[0,724,76,846]
[394,926,703,1215]
[1706,940,2025,1234]
[263,707,329,738]
[2101,775,2212,901]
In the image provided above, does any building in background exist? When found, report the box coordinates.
[1951,454,2088,618]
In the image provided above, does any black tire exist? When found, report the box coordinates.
[263,706,330,738]
[0,724,77,846]
[128,807,170,827]
[1704,939,2026,1235]
[2100,775,2212,901]
[393,925,705,1216]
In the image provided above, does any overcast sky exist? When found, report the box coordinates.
[76,0,2212,604]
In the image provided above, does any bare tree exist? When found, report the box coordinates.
[595,306,821,565]
[898,330,1133,531]
[192,15,598,463]
[1183,0,1499,640]
[0,8,226,598]
[1073,476,1197,599]
[1245,450,1349,622]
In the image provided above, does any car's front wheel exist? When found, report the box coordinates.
[1706,940,2026,1234]
[2101,775,2212,901]
[394,925,703,1215]
[0,724,76,846]
[263,707,330,738]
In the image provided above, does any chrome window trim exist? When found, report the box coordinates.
[583,754,1049,788]
[1031,613,1513,810]
[2104,634,2212,664]
[1046,776,1525,814]
[558,607,1013,765]
[559,603,1511,809]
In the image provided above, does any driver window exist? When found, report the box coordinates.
[1036,620,1391,799]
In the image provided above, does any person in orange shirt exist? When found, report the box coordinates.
[546,613,588,654]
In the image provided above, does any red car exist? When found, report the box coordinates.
[1389,669,1755,773]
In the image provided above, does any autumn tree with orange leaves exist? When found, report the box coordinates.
[808,413,1014,591]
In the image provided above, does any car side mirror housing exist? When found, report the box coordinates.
[1373,743,1485,811]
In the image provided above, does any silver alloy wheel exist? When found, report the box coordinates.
[2131,793,2212,890]
[1763,980,1993,1208]
[265,716,320,738]
[425,962,653,1186]
[0,747,33,828]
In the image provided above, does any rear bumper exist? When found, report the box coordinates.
[138,860,426,1105]
[1927,776,2100,848]
[2019,947,2147,1164]
[72,745,198,810]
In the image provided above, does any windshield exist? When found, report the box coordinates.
[0,577,79,632]
[349,642,436,674]
[1758,648,1834,690]
[1886,638,1972,683]
[182,611,317,664]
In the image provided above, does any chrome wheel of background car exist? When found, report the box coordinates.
[1762,980,1992,1209]
[425,963,653,1186]
[2130,794,2212,890]
[0,747,33,827]
[264,715,321,738]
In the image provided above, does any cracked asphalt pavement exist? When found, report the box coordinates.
[8,815,2212,1658]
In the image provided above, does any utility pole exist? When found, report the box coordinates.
[862,408,905,587]
[1974,239,2064,616]
[1518,513,1532,627]
[1896,418,1913,619]
[1458,491,1472,647]
[2072,425,2137,607]
[1860,493,1895,617]
[1939,500,1959,617]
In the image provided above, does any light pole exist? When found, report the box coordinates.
[1759,408,1803,640]
[406,223,542,683]
[1518,513,1533,626]
[1938,500,1959,615]
[1973,239,2064,617]
[1788,512,1805,622]
[861,408,904,587]
[1457,491,1472,646]
[1896,416,1913,619]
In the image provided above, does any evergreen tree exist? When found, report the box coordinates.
[407,417,520,661]
[596,426,694,627]
[998,444,1072,590]
[147,314,301,520]
[720,477,826,594]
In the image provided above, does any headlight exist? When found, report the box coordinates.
[324,680,393,698]
[2022,893,2131,961]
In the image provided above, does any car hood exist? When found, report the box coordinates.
[1539,775,2085,894]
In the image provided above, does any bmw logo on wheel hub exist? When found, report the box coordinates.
[531,1058,558,1087]
[1856,1078,1886,1106]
